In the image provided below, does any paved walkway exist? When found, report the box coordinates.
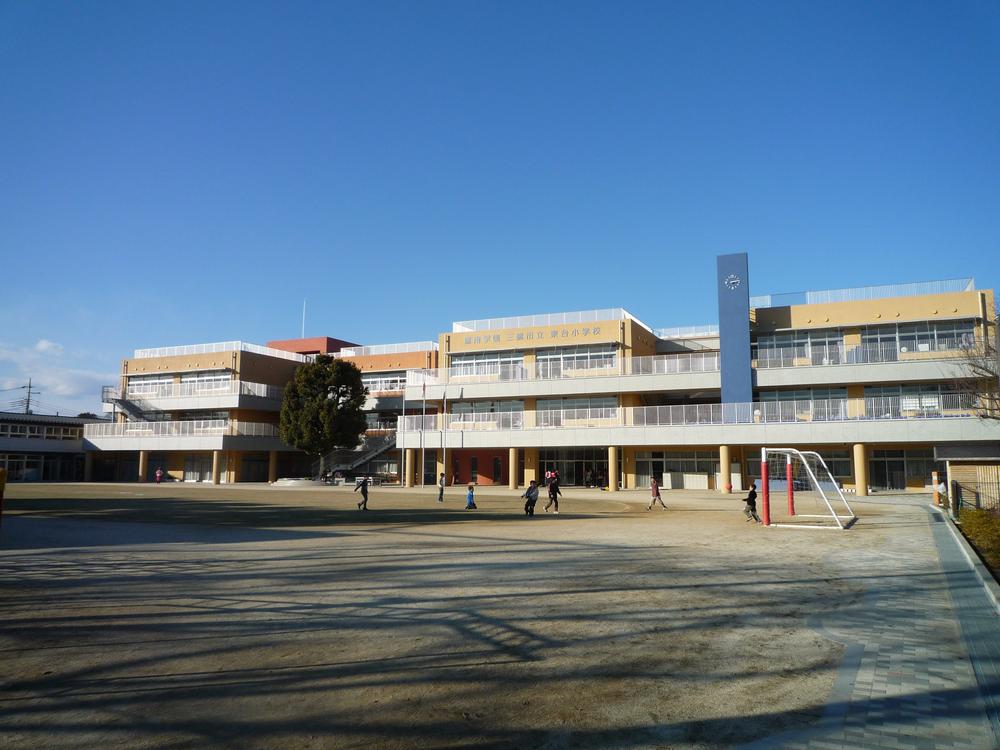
[742,497,1000,750]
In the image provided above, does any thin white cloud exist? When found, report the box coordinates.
[34,339,64,355]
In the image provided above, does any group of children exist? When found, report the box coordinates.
[358,471,764,523]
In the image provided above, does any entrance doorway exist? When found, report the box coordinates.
[869,450,906,491]
[183,456,212,482]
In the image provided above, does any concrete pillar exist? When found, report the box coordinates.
[608,446,618,492]
[853,443,868,496]
[138,450,149,482]
[719,445,732,493]
[84,452,94,482]
[405,448,416,488]
[523,448,539,486]
[268,450,278,483]
[508,448,518,490]
[211,450,221,485]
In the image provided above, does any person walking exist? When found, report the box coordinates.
[521,480,539,516]
[437,472,445,502]
[354,476,370,511]
[742,481,761,523]
[647,477,666,511]
[544,477,562,514]
[465,483,477,510]
[154,466,164,484]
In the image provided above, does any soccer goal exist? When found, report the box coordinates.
[759,448,858,530]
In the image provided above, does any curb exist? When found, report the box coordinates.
[929,504,1000,616]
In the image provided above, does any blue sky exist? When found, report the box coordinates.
[1,1,998,415]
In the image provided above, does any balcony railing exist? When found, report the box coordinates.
[106,381,285,401]
[400,394,977,432]
[752,341,969,369]
[84,420,280,439]
[407,352,721,387]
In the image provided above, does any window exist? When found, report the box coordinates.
[470,456,478,483]
[536,344,617,375]
[449,351,525,379]
[180,371,232,393]
[361,372,406,392]
[127,375,175,397]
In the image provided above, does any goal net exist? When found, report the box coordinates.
[759,448,857,529]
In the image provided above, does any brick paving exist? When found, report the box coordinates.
[741,497,1000,750]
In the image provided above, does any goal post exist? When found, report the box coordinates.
[759,447,858,529]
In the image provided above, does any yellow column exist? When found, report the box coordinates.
[508,448,518,490]
[138,450,149,482]
[608,446,618,492]
[853,443,868,496]
[719,445,732,493]
[268,451,278,483]
[523,398,536,428]
[211,450,221,485]
[622,446,635,489]
[523,448,539,485]
[405,448,416,488]
[84,452,94,482]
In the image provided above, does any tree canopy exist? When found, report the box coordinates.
[279,355,369,458]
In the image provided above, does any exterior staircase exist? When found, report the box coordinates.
[312,430,397,476]
[101,386,151,421]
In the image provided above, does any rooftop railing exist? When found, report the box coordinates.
[84,419,280,439]
[751,278,975,309]
[400,393,977,433]
[452,308,650,333]
[339,341,438,357]
[655,324,720,339]
[132,341,313,363]
[406,352,721,388]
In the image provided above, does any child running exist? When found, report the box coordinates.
[465,483,477,510]
[544,477,561,514]
[354,476,370,511]
[742,481,761,523]
[647,477,666,511]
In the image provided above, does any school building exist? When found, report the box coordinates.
[83,253,999,495]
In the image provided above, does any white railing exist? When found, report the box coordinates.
[132,341,312,363]
[407,352,721,387]
[84,420,280,438]
[362,377,408,393]
[625,352,719,375]
[752,341,966,369]
[400,394,977,432]
[655,324,720,339]
[119,380,284,400]
[340,341,438,357]
[453,308,638,333]
[751,278,974,309]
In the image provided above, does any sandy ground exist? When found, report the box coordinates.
[0,483,889,749]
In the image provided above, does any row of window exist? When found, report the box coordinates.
[755,320,977,352]
[0,424,83,440]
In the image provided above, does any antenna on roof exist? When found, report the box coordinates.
[301,299,306,339]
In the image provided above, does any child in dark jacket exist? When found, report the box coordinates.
[521,480,539,516]
[743,482,761,523]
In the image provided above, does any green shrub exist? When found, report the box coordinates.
[959,508,1000,578]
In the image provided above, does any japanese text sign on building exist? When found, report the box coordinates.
[452,322,614,352]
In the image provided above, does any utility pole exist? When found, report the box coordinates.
[25,378,32,414]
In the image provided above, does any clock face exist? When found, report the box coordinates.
[724,274,741,290]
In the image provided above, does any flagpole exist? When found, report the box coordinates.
[400,391,406,486]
